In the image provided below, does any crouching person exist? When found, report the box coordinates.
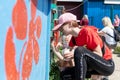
[52,12,115,80]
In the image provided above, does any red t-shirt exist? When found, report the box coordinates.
[69,26,112,60]
[80,19,89,26]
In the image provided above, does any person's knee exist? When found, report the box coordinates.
[74,47,84,58]
[104,69,114,76]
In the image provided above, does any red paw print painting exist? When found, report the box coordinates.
[4,0,42,80]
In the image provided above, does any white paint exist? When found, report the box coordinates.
[104,0,120,4]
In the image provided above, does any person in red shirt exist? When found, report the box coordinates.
[80,14,89,26]
[52,13,115,80]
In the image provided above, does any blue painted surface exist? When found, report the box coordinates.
[0,0,51,80]
[84,0,120,29]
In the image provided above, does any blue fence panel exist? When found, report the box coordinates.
[113,5,120,19]
[84,0,120,29]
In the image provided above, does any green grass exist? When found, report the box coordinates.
[114,46,120,54]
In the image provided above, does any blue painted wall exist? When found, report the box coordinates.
[84,0,120,29]
[0,0,51,80]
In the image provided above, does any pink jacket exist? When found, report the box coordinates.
[113,18,120,27]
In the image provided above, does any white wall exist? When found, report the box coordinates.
[104,0,120,4]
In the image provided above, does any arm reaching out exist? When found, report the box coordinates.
[51,40,64,61]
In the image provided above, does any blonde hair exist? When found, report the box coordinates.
[61,20,79,28]
[102,17,114,29]
[70,20,79,27]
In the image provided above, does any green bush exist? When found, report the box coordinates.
[114,46,120,54]
[49,61,60,80]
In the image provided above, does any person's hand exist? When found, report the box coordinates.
[55,42,62,51]
[63,51,74,61]
[51,40,64,60]
[51,40,55,49]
